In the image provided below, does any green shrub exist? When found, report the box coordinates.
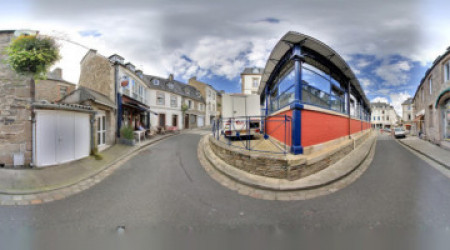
[120,126,134,140]
[4,35,60,79]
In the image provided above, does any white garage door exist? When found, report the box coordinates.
[35,110,90,167]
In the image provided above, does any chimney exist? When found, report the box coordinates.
[168,74,174,81]
[52,68,63,79]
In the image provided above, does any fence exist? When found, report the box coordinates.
[211,115,292,154]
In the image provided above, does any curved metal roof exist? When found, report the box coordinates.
[258,31,370,108]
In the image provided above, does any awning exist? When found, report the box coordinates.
[435,88,450,108]
[415,109,425,117]
[414,115,424,122]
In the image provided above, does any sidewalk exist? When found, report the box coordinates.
[0,134,175,195]
[398,136,450,169]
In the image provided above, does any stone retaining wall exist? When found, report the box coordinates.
[209,130,371,180]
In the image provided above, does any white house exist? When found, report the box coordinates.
[371,102,399,129]
[241,67,263,95]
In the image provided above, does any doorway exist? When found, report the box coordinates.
[159,113,166,127]
[184,114,189,129]
[172,115,178,127]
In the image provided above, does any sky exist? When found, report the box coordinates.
[1,0,449,115]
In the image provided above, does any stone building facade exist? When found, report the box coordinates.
[0,30,33,166]
[241,67,263,95]
[35,68,76,103]
[413,47,450,149]
[188,77,220,126]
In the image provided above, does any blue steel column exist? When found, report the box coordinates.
[290,44,304,155]
[264,85,269,139]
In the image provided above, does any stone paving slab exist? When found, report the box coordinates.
[0,133,176,205]
[397,136,450,169]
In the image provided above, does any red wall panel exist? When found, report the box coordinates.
[265,110,292,146]
[266,109,371,148]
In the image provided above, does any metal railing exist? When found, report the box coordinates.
[211,115,292,154]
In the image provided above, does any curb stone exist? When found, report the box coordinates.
[0,134,177,206]
[198,134,376,200]
[396,139,450,169]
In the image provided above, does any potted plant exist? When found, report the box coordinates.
[4,34,60,80]
[119,126,136,146]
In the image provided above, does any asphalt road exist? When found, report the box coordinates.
[1,131,450,247]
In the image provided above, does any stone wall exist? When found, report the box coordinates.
[209,130,371,180]
[79,50,115,102]
[0,31,32,166]
[35,79,76,102]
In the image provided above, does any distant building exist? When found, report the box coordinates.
[412,47,450,149]
[188,77,220,126]
[241,67,263,95]
[35,68,76,103]
[370,102,398,129]
[145,74,205,130]
[401,98,414,131]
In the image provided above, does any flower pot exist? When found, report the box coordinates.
[119,138,136,146]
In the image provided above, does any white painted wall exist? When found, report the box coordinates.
[147,89,183,130]
[242,75,261,95]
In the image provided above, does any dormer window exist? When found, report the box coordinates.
[135,70,143,79]
[109,54,124,64]
[185,88,190,95]
[167,82,174,89]
[152,79,160,85]
[125,63,135,71]
[252,68,259,74]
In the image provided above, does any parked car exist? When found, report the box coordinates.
[394,127,406,138]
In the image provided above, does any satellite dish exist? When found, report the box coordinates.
[14,30,38,37]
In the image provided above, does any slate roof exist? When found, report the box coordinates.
[143,75,205,103]
[401,98,413,105]
[370,102,393,109]
[241,67,263,75]
[60,86,116,109]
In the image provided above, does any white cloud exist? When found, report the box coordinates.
[0,0,444,88]
[360,78,372,88]
[375,59,412,86]
[390,92,411,115]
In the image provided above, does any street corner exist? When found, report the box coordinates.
[197,131,376,201]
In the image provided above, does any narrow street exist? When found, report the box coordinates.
[0,132,449,235]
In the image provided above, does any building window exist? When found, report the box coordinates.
[188,100,192,109]
[152,79,160,85]
[421,87,424,102]
[429,77,432,95]
[157,92,165,105]
[445,61,450,82]
[97,115,106,146]
[212,93,215,100]
[170,95,177,107]
[59,86,68,99]
[208,90,211,97]
[252,78,259,87]
[387,116,389,121]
